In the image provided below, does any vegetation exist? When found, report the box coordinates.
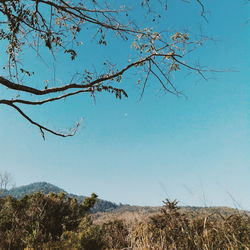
[1,182,119,212]
[0,192,98,249]
[2,182,65,198]
[0,193,249,249]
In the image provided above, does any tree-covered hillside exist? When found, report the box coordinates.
[3,182,65,198]
[1,182,119,213]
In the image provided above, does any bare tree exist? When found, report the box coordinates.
[0,0,208,139]
[0,171,14,193]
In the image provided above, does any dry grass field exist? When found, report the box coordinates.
[92,201,250,250]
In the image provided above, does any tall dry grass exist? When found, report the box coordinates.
[97,200,250,250]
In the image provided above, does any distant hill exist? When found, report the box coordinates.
[1,182,119,213]
[3,182,65,198]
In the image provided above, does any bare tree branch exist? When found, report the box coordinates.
[0,100,79,139]
[195,0,208,22]
[0,0,213,138]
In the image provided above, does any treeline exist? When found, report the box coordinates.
[1,182,119,213]
[0,193,249,249]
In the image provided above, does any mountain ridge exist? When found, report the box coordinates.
[1,182,249,216]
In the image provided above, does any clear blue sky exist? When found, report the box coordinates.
[0,0,249,209]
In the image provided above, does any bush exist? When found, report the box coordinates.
[0,194,249,249]
[101,220,129,249]
[0,192,97,249]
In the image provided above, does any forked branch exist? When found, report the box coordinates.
[0,0,212,138]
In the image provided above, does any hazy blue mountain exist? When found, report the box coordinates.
[2,182,119,212]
